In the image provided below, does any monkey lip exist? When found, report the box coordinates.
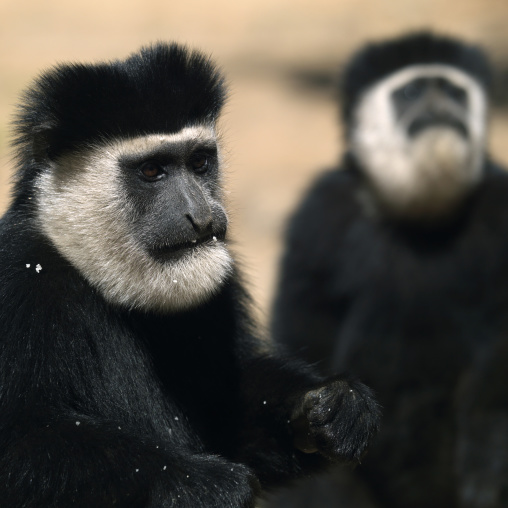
[409,117,468,138]
[149,233,225,262]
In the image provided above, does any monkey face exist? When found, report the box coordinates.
[351,64,487,220]
[117,127,229,263]
[35,125,233,313]
[392,76,469,139]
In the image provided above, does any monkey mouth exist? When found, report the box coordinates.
[409,116,468,138]
[149,233,226,262]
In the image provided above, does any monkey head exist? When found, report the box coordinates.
[14,43,233,313]
[342,33,492,221]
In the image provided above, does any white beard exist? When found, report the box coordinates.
[351,65,487,220]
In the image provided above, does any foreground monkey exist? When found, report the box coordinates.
[0,43,380,507]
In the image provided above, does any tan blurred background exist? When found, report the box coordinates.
[2,0,508,326]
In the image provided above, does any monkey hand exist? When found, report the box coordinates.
[290,376,381,462]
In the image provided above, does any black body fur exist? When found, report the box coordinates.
[269,34,508,508]
[0,44,380,507]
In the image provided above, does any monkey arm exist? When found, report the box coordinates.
[213,270,380,488]
[0,410,258,508]
[234,353,381,489]
[0,241,256,508]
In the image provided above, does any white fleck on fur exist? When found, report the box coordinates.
[36,126,234,313]
[351,65,487,219]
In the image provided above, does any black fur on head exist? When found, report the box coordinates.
[13,42,226,163]
[341,32,492,125]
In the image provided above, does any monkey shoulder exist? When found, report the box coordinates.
[450,161,508,278]
[284,167,363,269]
[464,161,508,295]
[473,161,508,225]
[272,167,365,357]
[0,211,89,313]
[289,167,362,233]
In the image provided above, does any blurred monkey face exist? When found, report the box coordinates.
[351,65,487,220]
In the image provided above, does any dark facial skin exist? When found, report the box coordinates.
[392,77,469,138]
[119,137,228,262]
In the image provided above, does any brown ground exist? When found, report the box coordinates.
[2,0,508,325]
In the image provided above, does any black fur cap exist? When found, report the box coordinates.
[341,32,492,124]
[13,42,226,161]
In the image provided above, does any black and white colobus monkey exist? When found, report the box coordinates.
[0,44,380,507]
[270,33,508,507]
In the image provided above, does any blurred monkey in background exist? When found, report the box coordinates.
[268,33,508,508]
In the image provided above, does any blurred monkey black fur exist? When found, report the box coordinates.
[0,44,380,507]
[269,33,508,507]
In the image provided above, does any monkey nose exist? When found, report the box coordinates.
[186,212,213,236]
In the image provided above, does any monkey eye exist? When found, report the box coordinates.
[189,153,210,174]
[139,162,165,181]
[442,81,467,104]
[403,80,424,101]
